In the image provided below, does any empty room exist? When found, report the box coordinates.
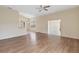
[0,5,79,53]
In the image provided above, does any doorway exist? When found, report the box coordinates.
[48,19,61,36]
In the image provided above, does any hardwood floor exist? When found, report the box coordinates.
[0,32,79,53]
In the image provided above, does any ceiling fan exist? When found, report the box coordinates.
[37,5,51,12]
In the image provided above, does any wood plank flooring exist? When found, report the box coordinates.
[0,32,79,53]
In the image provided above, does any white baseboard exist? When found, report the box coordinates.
[0,33,27,40]
[61,35,79,39]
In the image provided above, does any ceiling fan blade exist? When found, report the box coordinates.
[44,8,48,11]
[40,5,43,8]
[44,5,50,8]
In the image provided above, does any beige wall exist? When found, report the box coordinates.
[36,7,79,39]
[0,6,79,39]
[0,6,27,39]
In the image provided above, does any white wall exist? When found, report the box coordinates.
[0,6,27,40]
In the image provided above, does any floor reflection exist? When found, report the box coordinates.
[29,32,37,45]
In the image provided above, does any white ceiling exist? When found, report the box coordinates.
[5,5,79,17]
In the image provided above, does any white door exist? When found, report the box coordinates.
[48,20,61,36]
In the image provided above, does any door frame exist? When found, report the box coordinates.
[48,19,61,36]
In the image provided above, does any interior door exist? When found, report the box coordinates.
[48,20,61,36]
